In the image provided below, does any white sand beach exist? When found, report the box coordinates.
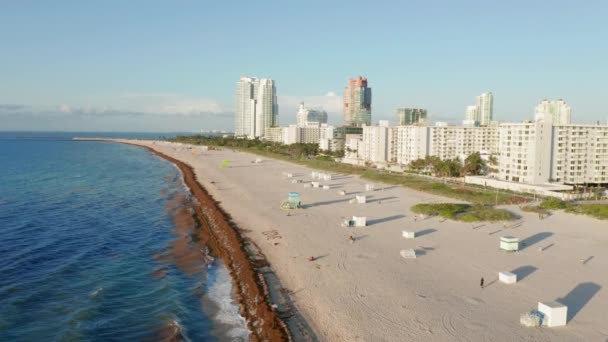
[129,140,607,341]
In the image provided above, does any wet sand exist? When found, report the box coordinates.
[133,142,289,341]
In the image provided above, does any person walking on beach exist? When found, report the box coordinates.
[480,277,485,289]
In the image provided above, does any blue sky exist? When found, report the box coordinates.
[1,0,607,131]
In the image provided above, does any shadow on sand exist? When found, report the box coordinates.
[416,228,437,237]
[556,282,601,321]
[368,214,406,226]
[302,198,352,208]
[511,265,538,281]
[368,196,398,203]
[520,232,553,250]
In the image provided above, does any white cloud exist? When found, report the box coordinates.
[114,93,225,115]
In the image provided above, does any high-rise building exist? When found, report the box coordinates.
[235,76,278,138]
[534,99,571,125]
[296,102,328,126]
[464,92,493,126]
[465,105,478,122]
[396,108,427,126]
[343,76,372,127]
[476,92,493,126]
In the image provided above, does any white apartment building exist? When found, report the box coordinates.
[235,77,278,138]
[263,127,284,143]
[360,122,392,163]
[344,134,364,162]
[428,125,498,161]
[352,123,499,167]
[535,99,571,125]
[498,121,553,184]
[391,126,429,165]
[498,120,608,185]
[282,123,335,145]
[551,125,608,184]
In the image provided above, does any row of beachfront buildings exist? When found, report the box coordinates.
[261,104,608,188]
[233,76,607,192]
[342,118,608,187]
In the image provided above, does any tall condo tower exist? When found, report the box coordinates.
[396,108,428,125]
[476,92,494,126]
[464,92,493,126]
[235,77,278,138]
[343,76,372,127]
[534,99,571,125]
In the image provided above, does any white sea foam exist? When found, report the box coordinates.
[89,287,103,298]
[206,262,250,340]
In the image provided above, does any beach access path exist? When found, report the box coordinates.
[125,140,607,342]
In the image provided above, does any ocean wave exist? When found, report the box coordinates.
[205,261,250,340]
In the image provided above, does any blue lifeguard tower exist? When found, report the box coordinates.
[281,192,301,210]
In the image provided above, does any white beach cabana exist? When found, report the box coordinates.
[402,231,416,239]
[499,271,517,284]
[400,249,417,259]
[500,236,519,252]
[538,301,568,327]
[353,216,366,227]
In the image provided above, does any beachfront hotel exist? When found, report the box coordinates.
[343,76,372,127]
[235,76,278,139]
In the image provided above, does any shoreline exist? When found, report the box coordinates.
[78,138,608,341]
[114,141,299,341]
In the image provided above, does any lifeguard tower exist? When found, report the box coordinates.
[281,192,302,210]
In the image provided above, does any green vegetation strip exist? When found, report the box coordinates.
[411,203,518,222]
[539,198,568,210]
[169,135,530,206]
[565,204,608,220]
[522,198,608,221]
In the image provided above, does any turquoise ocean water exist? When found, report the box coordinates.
[0,132,247,341]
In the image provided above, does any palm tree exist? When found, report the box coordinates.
[464,152,486,176]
